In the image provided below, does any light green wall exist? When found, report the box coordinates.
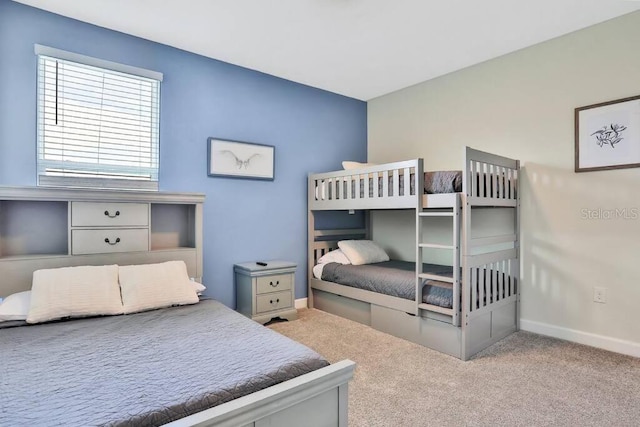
[368,12,640,347]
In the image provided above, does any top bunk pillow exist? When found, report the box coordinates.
[317,249,351,265]
[27,265,122,324]
[0,291,31,322]
[337,240,390,266]
[342,161,377,170]
[119,260,199,314]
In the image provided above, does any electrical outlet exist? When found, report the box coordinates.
[593,287,607,304]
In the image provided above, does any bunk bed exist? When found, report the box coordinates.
[307,147,520,360]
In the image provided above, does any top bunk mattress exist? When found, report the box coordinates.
[315,170,462,200]
[0,299,329,427]
[316,260,455,308]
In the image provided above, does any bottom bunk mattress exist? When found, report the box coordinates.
[316,260,455,308]
[0,299,328,426]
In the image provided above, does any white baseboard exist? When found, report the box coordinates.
[295,298,308,310]
[520,319,640,358]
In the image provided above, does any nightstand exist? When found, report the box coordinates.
[234,260,298,325]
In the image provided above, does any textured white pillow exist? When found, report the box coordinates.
[119,261,199,314]
[191,281,206,295]
[338,240,390,265]
[317,249,351,265]
[0,291,31,321]
[342,161,377,170]
[27,265,122,324]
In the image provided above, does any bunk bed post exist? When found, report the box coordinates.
[452,195,461,327]
[461,147,473,360]
[515,160,521,331]
[308,174,316,309]
[415,159,424,316]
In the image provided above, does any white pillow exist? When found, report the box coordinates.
[337,240,390,266]
[317,249,351,265]
[0,291,31,322]
[119,261,199,314]
[27,265,123,324]
[191,280,206,295]
[342,161,377,170]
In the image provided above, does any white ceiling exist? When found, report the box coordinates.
[13,0,640,100]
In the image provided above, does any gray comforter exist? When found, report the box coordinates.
[321,260,455,308]
[0,299,328,426]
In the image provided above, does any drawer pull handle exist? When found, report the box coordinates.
[104,237,121,245]
[104,210,120,218]
[269,299,280,304]
[270,281,279,287]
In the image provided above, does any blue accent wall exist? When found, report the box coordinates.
[0,0,367,306]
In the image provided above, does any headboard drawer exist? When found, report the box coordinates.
[71,229,149,255]
[71,202,149,227]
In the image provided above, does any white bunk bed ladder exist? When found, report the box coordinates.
[415,195,462,326]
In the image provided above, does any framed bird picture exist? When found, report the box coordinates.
[207,138,275,180]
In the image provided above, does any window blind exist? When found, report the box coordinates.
[36,47,161,191]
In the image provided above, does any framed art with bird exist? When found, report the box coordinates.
[207,137,275,180]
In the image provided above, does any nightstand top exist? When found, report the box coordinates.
[234,260,297,274]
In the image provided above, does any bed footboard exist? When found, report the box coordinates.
[165,360,356,427]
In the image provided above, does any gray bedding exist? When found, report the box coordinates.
[0,299,329,427]
[321,260,455,308]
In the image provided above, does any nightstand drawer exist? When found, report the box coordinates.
[256,291,292,314]
[71,202,149,227]
[72,228,149,255]
[256,274,292,294]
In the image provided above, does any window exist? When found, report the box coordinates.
[36,45,162,191]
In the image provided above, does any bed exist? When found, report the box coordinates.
[1,299,333,426]
[0,186,355,427]
[307,146,520,360]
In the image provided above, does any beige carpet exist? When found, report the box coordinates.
[268,309,640,427]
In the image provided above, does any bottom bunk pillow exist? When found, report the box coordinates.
[337,240,390,265]
[119,260,199,314]
[27,265,123,324]
[317,248,351,265]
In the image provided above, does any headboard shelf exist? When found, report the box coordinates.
[0,186,205,297]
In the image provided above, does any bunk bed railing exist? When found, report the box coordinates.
[464,250,519,319]
[308,159,423,211]
[464,147,518,207]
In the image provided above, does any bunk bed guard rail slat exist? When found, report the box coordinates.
[464,147,518,206]
[308,159,423,210]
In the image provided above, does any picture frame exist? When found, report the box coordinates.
[207,138,275,180]
[575,94,640,172]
